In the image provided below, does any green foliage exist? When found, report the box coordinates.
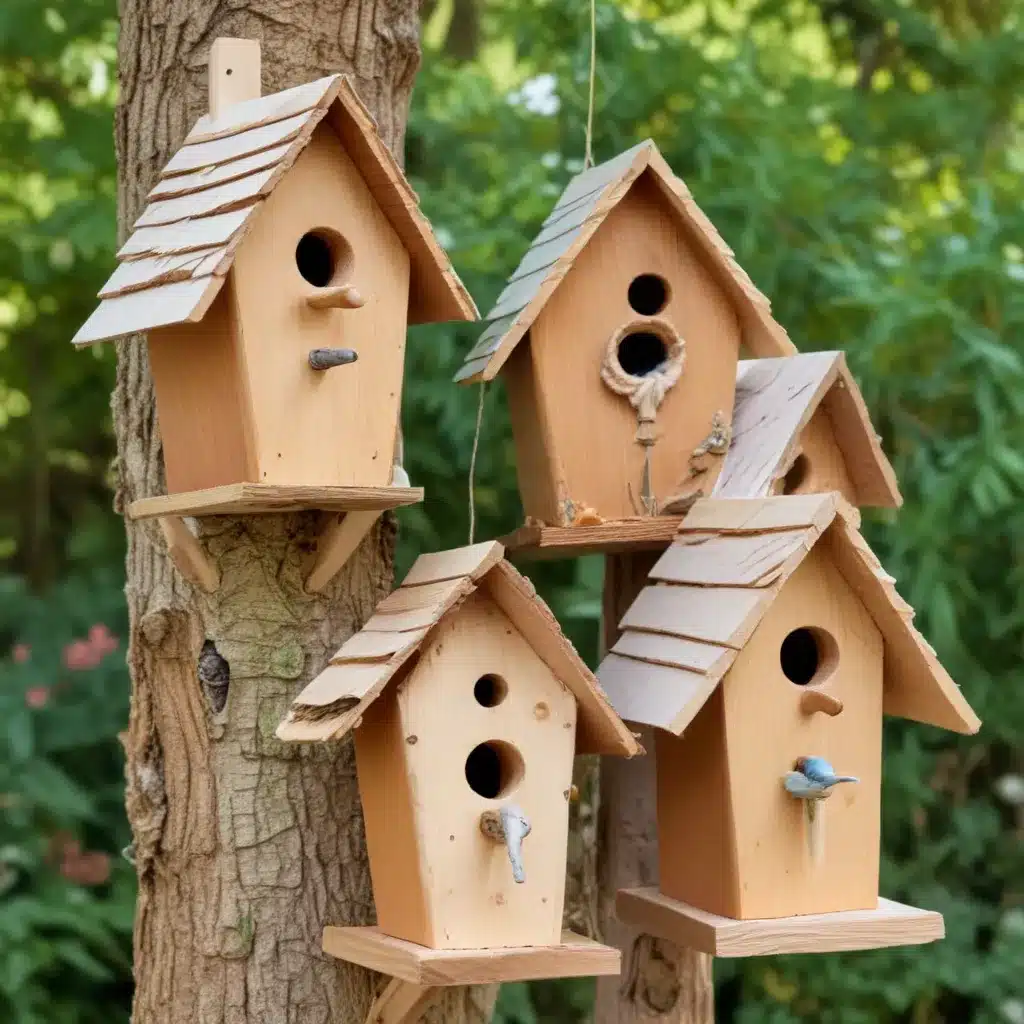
[2,0,1024,1021]
[0,573,132,1024]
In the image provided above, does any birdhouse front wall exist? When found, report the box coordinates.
[230,122,411,487]
[658,545,884,920]
[775,408,857,505]
[509,171,741,525]
[148,283,256,494]
[356,591,577,950]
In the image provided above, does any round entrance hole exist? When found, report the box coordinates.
[464,740,524,799]
[617,330,668,377]
[782,454,810,494]
[474,674,508,708]
[780,627,838,686]
[627,273,670,316]
[295,228,353,288]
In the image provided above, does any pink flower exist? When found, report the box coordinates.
[25,686,50,709]
[63,625,119,671]
[12,644,30,664]
[87,624,118,656]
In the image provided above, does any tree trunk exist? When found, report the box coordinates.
[112,5,494,1022]
[594,553,714,1024]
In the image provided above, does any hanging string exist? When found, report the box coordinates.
[465,0,598,546]
[584,0,597,169]
[467,380,487,544]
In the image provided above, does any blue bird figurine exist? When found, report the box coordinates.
[784,756,859,800]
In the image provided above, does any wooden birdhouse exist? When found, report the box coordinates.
[276,541,638,1020]
[707,351,902,508]
[454,140,795,544]
[74,38,475,528]
[598,493,979,956]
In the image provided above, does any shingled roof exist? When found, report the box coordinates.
[454,139,795,384]
[713,352,902,506]
[74,75,476,346]
[597,493,979,737]
[277,540,640,757]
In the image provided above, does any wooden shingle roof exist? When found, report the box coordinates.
[277,541,640,757]
[713,352,902,507]
[74,76,477,346]
[454,140,795,384]
[597,494,979,737]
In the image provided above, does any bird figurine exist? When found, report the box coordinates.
[479,805,532,884]
[784,756,859,800]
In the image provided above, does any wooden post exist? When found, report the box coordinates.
[594,551,714,1024]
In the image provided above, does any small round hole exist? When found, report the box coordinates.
[465,741,524,799]
[780,627,837,686]
[295,229,353,288]
[628,274,670,316]
[474,674,507,708]
[782,454,810,494]
[617,330,668,377]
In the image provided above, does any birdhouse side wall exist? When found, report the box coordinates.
[354,686,432,944]
[148,284,256,494]
[722,545,884,919]
[523,172,741,524]
[231,123,410,488]
[392,591,577,949]
[776,406,857,505]
[656,687,742,917]
[503,341,564,525]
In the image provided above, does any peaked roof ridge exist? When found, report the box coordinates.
[711,351,902,507]
[74,75,476,347]
[597,493,979,738]
[454,138,795,385]
[277,541,640,757]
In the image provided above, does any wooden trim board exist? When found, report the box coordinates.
[128,483,423,519]
[322,927,621,986]
[616,888,944,957]
[500,518,684,560]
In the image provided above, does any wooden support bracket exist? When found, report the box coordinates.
[159,516,220,592]
[363,978,439,1024]
[305,510,381,592]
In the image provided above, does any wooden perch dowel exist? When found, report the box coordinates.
[306,284,365,309]
[800,690,844,717]
[309,348,358,370]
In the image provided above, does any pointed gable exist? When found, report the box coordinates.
[455,140,795,385]
[74,76,476,347]
[277,541,640,757]
[597,494,979,737]
[713,352,902,507]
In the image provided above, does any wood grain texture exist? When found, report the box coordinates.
[305,510,382,592]
[455,138,793,385]
[322,927,620,985]
[380,592,578,948]
[595,551,713,1024]
[111,12,496,1024]
[520,173,741,523]
[207,38,261,120]
[715,354,901,508]
[616,890,944,957]
[128,483,423,519]
[231,121,411,490]
[363,978,440,1024]
[500,517,683,560]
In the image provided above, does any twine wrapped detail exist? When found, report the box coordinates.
[600,318,686,513]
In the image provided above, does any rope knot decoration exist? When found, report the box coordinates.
[600,318,686,514]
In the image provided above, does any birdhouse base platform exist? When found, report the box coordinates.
[617,889,944,958]
[127,482,423,520]
[500,516,684,560]
[323,927,620,1024]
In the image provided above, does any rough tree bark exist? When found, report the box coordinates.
[112,5,494,1022]
[594,553,714,1024]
